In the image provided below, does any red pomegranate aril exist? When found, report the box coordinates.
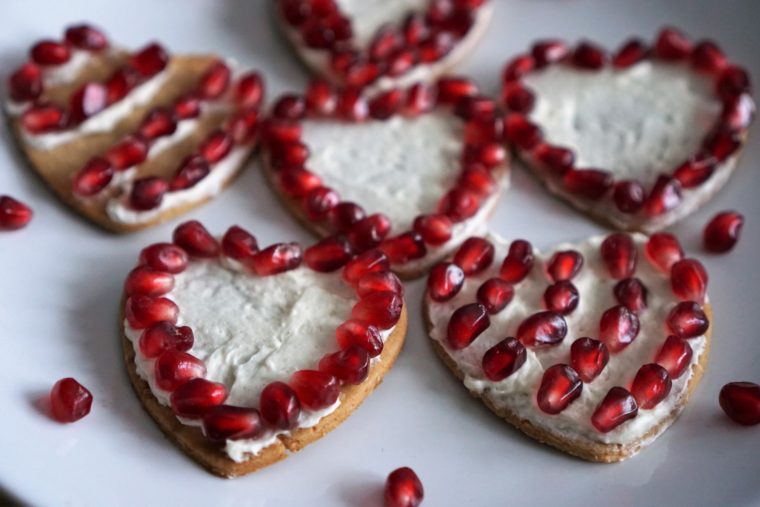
[124,265,174,296]
[250,242,303,275]
[645,233,683,272]
[413,214,453,246]
[599,305,640,353]
[105,135,148,171]
[336,319,383,357]
[0,196,33,231]
[8,63,42,102]
[273,94,307,120]
[477,278,514,314]
[705,127,741,162]
[502,54,534,82]
[30,40,70,65]
[139,108,177,140]
[537,364,582,414]
[357,271,404,298]
[673,155,716,189]
[21,103,67,133]
[563,168,613,199]
[233,72,264,110]
[226,111,256,143]
[481,337,526,381]
[303,186,339,221]
[671,258,708,302]
[436,76,477,105]
[463,142,507,168]
[343,250,388,285]
[517,311,567,347]
[455,95,496,122]
[502,82,535,113]
[198,61,230,100]
[289,370,340,410]
[170,155,211,191]
[387,48,416,77]
[654,27,692,61]
[139,243,188,274]
[130,42,169,77]
[139,321,193,358]
[546,250,583,282]
[69,82,108,123]
[71,157,113,197]
[380,231,427,263]
[447,303,490,350]
[202,405,263,441]
[155,350,206,391]
[64,24,108,50]
[104,66,138,104]
[591,387,638,433]
[198,130,233,164]
[572,41,606,69]
[221,225,258,261]
[173,220,221,258]
[319,345,370,384]
[532,39,569,67]
[50,378,92,423]
[543,281,579,315]
[328,201,365,232]
[704,211,744,253]
[631,363,672,409]
[438,187,480,222]
[600,233,638,279]
[347,214,392,252]
[171,378,227,419]
[352,291,402,330]
[454,237,495,275]
[500,239,535,283]
[404,83,436,116]
[504,114,542,151]
[464,117,502,144]
[721,93,756,131]
[369,88,405,120]
[655,335,693,379]
[126,295,179,329]
[259,381,300,429]
[344,59,381,88]
[717,64,752,100]
[278,167,322,198]
[419,32,455,63]
[262,119,301,145]
[719,382,760,426]
[130,176,168,211]
[385,466,424,507]
[613,180,646,213]
[612,38,648,68]
[427,263,465,302]
[691,40,727,74]
[643,175,682,217]
[403,11,429,45]
[304,235,353,272]
[666,301,709,339]
[533,143,574,176]
[570,338,609,383]
[304,78,335,115]
[614,277,648,313]
[336,86,368,121]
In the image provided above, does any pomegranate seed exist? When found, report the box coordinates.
[250,242,303,275]
[303,186,339,221]
[21,103,67,133]
[613,180,646,213]
[413,214,453,246]
[446,303,490,350]
[202,405,263,441]
[719,382,760,426]
[655,335,693,379]
[591,387,638,433]
[531,39,569,67]
[319,345,370,384]
[347,214,392,252]
[138,321,193,358]
[455,95,497,122]
[704,127,741,162]
[436,77,477,105]
[344,59,381,88]
[477,278,514,314]
[481,337,526,382]
[704,211,744,253]
[563,168,613,199]
[380,232,427,263]
[691,40,727,74]
[387,49,416,77]
[8,63,42,102]
[385,467,424,507]
[69,82,108,123]
[369,88,405,120]
[357,272,404,298]
[572,41,606,69]
[600,233,638,279]
[438,187,480,222]
[570,337,609,383]
[500,239,535,283]
[198,61,230,99]
[599,305,640,353]
[30,40,70,65]
[64,24,108,50]
[139,243,188,273]
[671,258,708,302]
[261,119,301,146]
[504,114,542,151]
[418,32,455,63]
[463,143,507,168]
[336,86,368,121]
[170,155,210,191]
[197,130,233,164]
[155,350,206,391]
[104,66,138,104]
[533,143,574,176]
[49,378,92,423]
[279,0,310,25]
[546,250,583,282]
[612,38,648,68]
[138,107,177,140]
[304,235,353,272]
[666,301,709,339]
[171,378,227,418]
[343,250,389,285]
[673,155,716,189]
[124,265,174,296]
[631,363,672,409]
[402,12,429,45]
[130,43,169,77]
[336,319,383,357]
[537,364,582,414]
[464,117,503,144]
[278,167,322,198]
[453,237,494,275]
[273,94,307,120]
[404,83,436,116]
[304,78,335,115]
[643,175,682,217]
[173,220,220,258]
[125,295,178,329]
[0,196,33,230]
[289,370,340,410]
[543,281,579,315]
[614,278,648,313]
[233,72,265,109]
[328,201,365,232]
[517,311,567,347]
[221,225,258,261]
[721,93,756,131]
[427,263,465,302]
[502,82,535,113]
[105,135,148,171]
[654,27,692,61]
[502,54,534,82]
[645,233,683,272]
[129,177,168,210]
[352,291,402,330]
[259,381,300,429]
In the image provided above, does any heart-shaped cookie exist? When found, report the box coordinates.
[423,231,711,462]
[276,0,493,91]
[262,77,510,278]
[6,24,264,232]
[121,221,407,477]
[502,28,754,232]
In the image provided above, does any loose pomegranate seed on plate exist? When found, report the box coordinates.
[336,319,383,357]
[591,387,638,433]
[154,350,206,391]
[500,239,534,283]
[599,305,640,353]
[289,370,341,410]
[0,195,33,231]
[170,378,227,418]
[139,243,188,274]
[260,381,301,429]
[453,237,494,275]
[546,250,583,282]
[719,382,760,425]
[352,291,402,330]
[600,233,638,279]
[645,232,683,272]
[482,337,526,381]
[671,258,708,302]
[202,405,263,441]
[139,321,194,358]
[385,466,424,507]
[125,295,179,329]
[304,235,353,272]
[570,337,609,383]
[427,263,465,302]
[447,303,490,350]
[30,40,71,65]
[517,311,567,347]
[250,242,303,275]
[655,335,693,379]
[613,277,648,313]
[124,265,174,296]
[173,220,221,258]
[50,378,93,423]
[537,364,582,414]
[704,211,744,253]
[477,278,514,314]
[631,364,672,409]
[319,345,370,384]
[543,281,579,315]
[666,301,709,339]
[342,250,388,285]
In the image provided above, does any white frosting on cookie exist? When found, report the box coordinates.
[426,232,708,451]
[335,0,427,48]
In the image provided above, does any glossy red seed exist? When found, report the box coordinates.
[600,233,638,279]
[438,187,480,222]
[198,130,233,164]
[537,364,582,414]
[202,405,263,441]
[427,263,465,302]
[402,11,429,44]
[139,243,188,274]
[705,127,741,162]
[319,345,370,384]
[385,467,424,507]
[447,303,490,350]
[464,117,503,144]
[380,232,427,264]
[531,39,569,67]
[327,201,365,232]
[481,337,526,382]
[352,291,403,330]
[436,76,477,105]
[0,196,33,230]
[69,82,108,123]
[336,319,383,357]
[502,54,534,82]
[500,239,535,283]
[719,382,760,426]
[8,63,42,102]
[477,278,514,314]
[704,211,744,253]
[357,271,404,298]
[631,363,672,409]
[655,335,693,379]
[259,381,300,429]
[613,277,648,313]
[517,311,567,347]
[404,83,436,116]
[546,250,583,282]
[666,301,709,339]
[171,378,227,419]
[155,350,205,391]
[643,175,682,217]
[463,142,507,168]
[721,94,756,131]
[347,214,392,252]
[343,250,388,285]
[533,143,574,176]
[139,321,193,358]
[30,40,71,65]
[21,103,67,133]
[278,167,322,198]
[543,281,579,315]
[369,88,405,120]
[570,338,609,383]
[613,180,646,213]
[304,235,353,272]
[64,24,108,50]
[502,82,535,113]
[262,119,301,145]
[105,135,148,171]
[221,225,258,261]
[198,61,230,99]
[336,86,368,121]
[303,186,339,221]
[591,387,638,433]
[233,72,265,110]
[612,38,648,68]
[572,41,606,69]
[289,370,340,410]
[563,168,613,199]
[418,32,455,63]
[173,220,221,258]
[673,155,716,189]
[645,233,684,273]
[654,27,692,61]
[50,378,92,423]
[269,141,309,169]
[125,295,178,329]
[413,214,453,246]
[130,43,169,77]
[504,114,542,151]
[455,95,497,122]
[599,305,640,353]
[170,155,210,191]
[130,177,168,211]
[124,265,174,296]
[104,66,138,104]
[691,40,727,74]
[138,108,177,140]
[273,94,307,120]
[453,237,495,275]
[305,78,335,115]
[671,258,708,302]
[250,242,303,275]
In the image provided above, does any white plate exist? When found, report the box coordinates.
[1,1,759,506]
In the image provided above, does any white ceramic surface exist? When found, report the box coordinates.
[1,1,758,506]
